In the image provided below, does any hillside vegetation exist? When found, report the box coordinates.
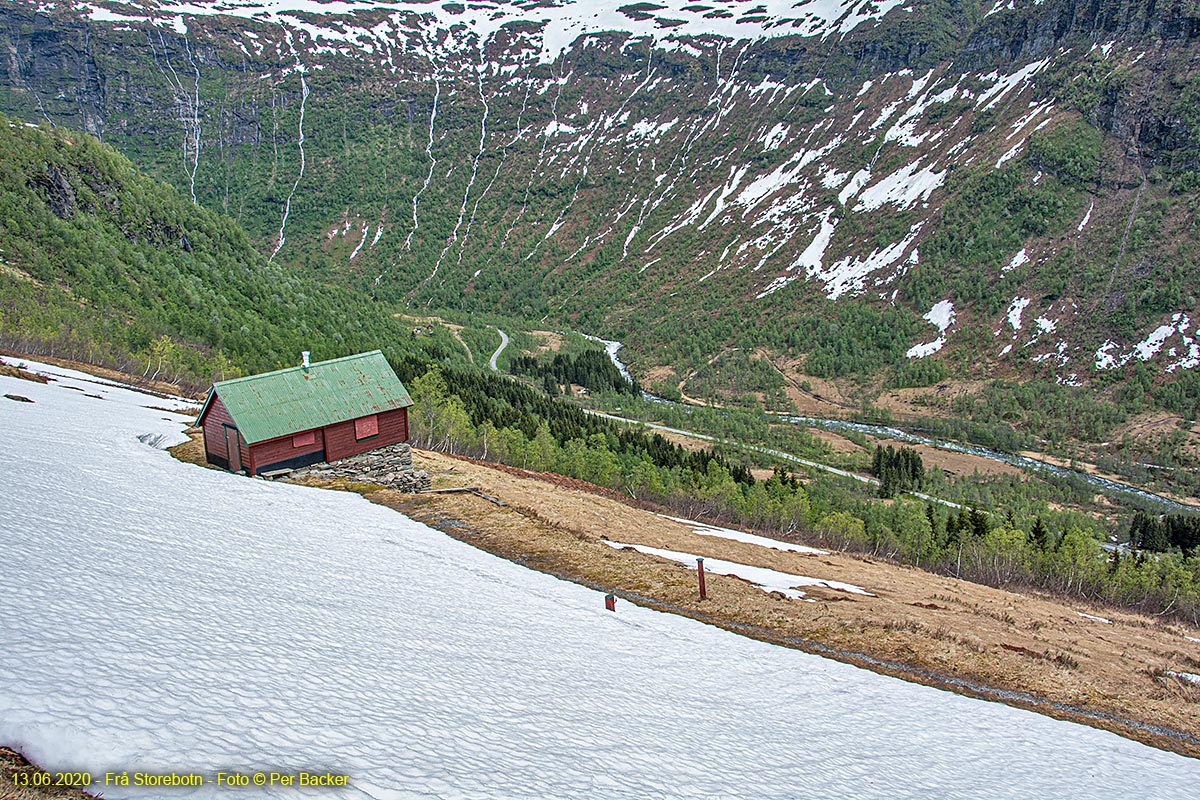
[0,116,441,384]
[5,0,1200,395]
[2,110,1199,631]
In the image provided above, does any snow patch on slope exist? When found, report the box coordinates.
[1094,313,1200,372]
[605,541,871,599]
[976,59,1050,112]
[854,160,945,212]
[1003,248,1030,273]
[1078,201,1094,231]
[1007,297,1030,330]
[906,300,955,358]
[660,514,827,554]
[812,223,922,300]
[838,168,872,205]
[756,207,837,299]
[762,122,790,150]
[628,117,678,141]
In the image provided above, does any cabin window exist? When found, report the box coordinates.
[355,415,379,440]
[293,431,316,448]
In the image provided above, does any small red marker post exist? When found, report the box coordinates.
[697,557,707,601]
[604,593,616,612]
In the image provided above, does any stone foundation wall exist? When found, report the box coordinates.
[289,442,431,492]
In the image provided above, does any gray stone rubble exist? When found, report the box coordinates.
[288,442,431,492]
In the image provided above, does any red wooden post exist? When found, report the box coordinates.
[604,593,616,612]
[697,557,707,601]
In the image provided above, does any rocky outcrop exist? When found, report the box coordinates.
[290,443,431,493]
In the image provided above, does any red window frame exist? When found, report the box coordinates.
[354,415,379,440]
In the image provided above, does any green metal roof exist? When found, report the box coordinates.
[197,350,413,444]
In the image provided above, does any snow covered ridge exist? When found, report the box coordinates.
[4,363,1200,795]
[78,0,912,61]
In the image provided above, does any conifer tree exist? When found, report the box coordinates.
[1030,516,1050,551]
[969,507,990,539]
[925,503,940,541]
[1133,511,1169,552]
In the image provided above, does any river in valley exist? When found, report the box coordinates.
[589,336,1195,514]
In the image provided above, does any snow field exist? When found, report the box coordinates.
[1,365,1199,798]
[1094,312,1200,372]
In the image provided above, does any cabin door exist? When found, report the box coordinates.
[224,425,242,473]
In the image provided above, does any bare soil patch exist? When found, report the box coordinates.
[392,312,451,327]
[758,354,858,415]
[641,365,676,383]
[774,425,1017,478]
[529,330,564,353]
[168,428,213,469]
[807,428,866,455]
[648,428,709,453]
[874,380,988,421]
[780,378,856,416]
[878,439,1022,478]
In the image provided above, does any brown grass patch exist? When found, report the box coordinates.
[649,428,714,453]
[641,365,676,383]
[873,380,987,420]
[898,441,1021,478]
[0,363,49,384]
[529,330,564,353]
[167,428,212,469]
[807,428,866,454]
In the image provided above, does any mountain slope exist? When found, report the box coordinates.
[0,114,442,381]
[4,0,1200,391]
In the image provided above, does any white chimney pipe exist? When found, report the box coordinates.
[302,351,310,369]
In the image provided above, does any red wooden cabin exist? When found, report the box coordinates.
[195,350,413,476]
